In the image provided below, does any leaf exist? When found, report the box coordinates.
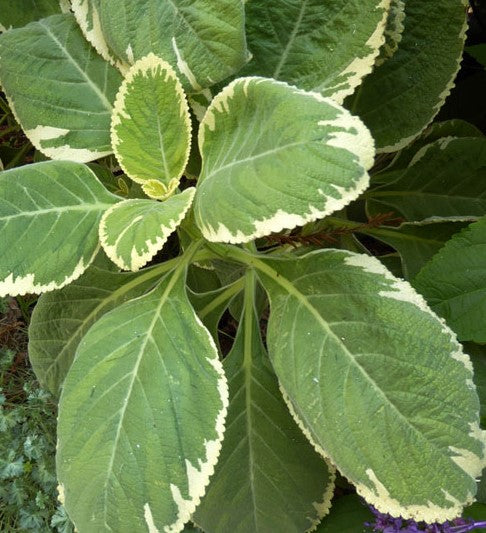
[71,0,248,91]
[194,276,336,532]
[315,494,373,532]
[414,217,486,343]
[252,248,485,522]
[0,14,123,162]
[375,119,484,175]
[57,269,228,532]
[0,0,62,31]
[111,55,192,197]
[366,137,486,222]
[28,258,162,395]
[0,161,119,297]
[241,0,389,103]
[350,0,467,152]
[375,0,405,66]
[194,77,374,243]
[363,221,469,280]
[100,189,195,271]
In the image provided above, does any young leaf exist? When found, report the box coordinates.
[99,188,195,271]
[194,273,335,532]
[251,249,485,522]
[414,217,486,343]
[350,0,468,152]
[71,0,248,91]
[0,14,123,162]
[28,258,164,395]
[111,55,192,197]
[0,0,62,31]
[57,270,228,532]
[195,77,374,243]
[366,137,486,222]
[0,161,119,297]
[241,0,389,102]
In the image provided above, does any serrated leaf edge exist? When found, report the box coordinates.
[329,0,390,104]
[378,0,468,153]
[273,250,486,523]
[197,77,374,244]
[99,188,195,272]
[111,53,192,197]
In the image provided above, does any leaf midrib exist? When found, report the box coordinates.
[272,0,309,80]
[0,203,114,222]
[236,250,455,472]
[38,18,113,111]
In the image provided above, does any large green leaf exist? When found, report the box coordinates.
[414,217,486,343]
[242,0,389,102]
[57,268,228,532]
[111,55,192,198]
[366,137,486,222]
[0,161,119,297]
[363,221,469,280]
[243,248,485,522]
[0,0,64,31]
[195,272,335,532]
[100,189,195,271]
[350,0,467,152]
[0,14,123,162]
[28,257,165,395]
[195,77,374,243]
[71,0,247,91]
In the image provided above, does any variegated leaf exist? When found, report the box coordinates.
[242,0,389,103]
[100,188,195,271]
[194,77,374,243]
[350,0,468,152]
[0,161,119,297]
[0,14,123,162]
[71,0,248,91]
[57,271,228,532]
[111,54,192,198]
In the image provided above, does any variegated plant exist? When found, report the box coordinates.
[1,1,484,532]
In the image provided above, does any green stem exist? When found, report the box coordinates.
[243,267,256,369]
[198,277,245,320]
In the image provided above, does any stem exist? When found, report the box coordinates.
[198,277,245,320]
[243,268,257,369]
